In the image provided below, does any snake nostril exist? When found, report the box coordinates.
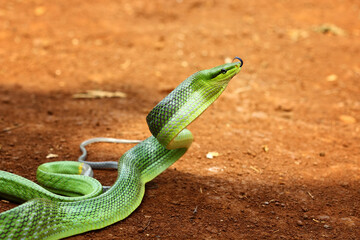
[232,57,243,67]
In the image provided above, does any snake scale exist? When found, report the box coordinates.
[0,58,243,239]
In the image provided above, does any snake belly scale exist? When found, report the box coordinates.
[0,58,243,239]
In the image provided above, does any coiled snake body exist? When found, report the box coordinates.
[0,58,243,239]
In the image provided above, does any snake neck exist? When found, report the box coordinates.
[117,136,187,183]
[146,72,229,149]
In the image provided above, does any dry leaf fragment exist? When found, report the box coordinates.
[249,166,261,173]
[314,24,346,36]
[207,166,222,173]
[46,153,58,159]
[73,90,127,99]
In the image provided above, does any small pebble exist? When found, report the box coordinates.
[206,152,219,159]
[181,61,189,68]
[224,57,232,63]
[318,215,330,221]
[340,217,356,227]
[206,226,218,234]
[324,224,332,229]
[251,111,268,119]
[297,220,304,226]
[34,6,46,16]
[326,74,338,82]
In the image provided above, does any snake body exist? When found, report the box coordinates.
[0,58,243,239]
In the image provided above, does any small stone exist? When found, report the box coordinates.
[318,215,330,221]
[297,220,304,226]
[326,74,338,81]
[323,224,332,229]
[288,29,309,41]
[262,145,269,152]
[275,105,293,112]
[340,217,356,227]
[319,152,326,157]
[1,96,11,104]
[181,61,188,68]
[340,182,349,188]
[303,214,310,220]
[154,41,165,50]
[206,152,219,159]
[206,226,218,234]
[251,111,268,119]
[55,69,62,76]
[264,201,269,205]
[224,57,232,63]
[72,38,80,46]
[34,6,46,16]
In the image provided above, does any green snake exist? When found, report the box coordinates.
[0,58,243,239]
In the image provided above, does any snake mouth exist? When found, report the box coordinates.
[208,61,242,85]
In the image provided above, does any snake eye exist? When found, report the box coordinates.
[220,68,227,74]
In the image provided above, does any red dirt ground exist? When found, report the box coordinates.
[1,0,360,239]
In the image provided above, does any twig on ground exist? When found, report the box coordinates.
[138,218,151,233]
[0,124,24,133]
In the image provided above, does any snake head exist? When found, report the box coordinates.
[200,57,243,85]
[147,57,244,149]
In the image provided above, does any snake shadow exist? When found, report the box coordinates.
[72,167,360,240]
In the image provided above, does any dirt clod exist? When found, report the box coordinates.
[296,220,304,226]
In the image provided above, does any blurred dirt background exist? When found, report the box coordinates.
[1,0,360,239]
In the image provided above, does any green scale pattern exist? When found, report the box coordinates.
[147,72,230,147]
[0,60,242,239]
[0,163,102,204]
[0,136,186,239]
[146,75,194,137]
